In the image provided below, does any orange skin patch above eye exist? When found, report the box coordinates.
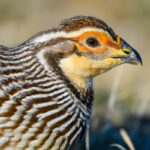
[71,31,121,54]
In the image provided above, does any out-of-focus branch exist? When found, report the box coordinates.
[106,67,123,121]
[110,128,135,150]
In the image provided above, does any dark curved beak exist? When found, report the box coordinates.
[120,38,143,65]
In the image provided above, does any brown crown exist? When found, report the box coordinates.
[58,16,117,40]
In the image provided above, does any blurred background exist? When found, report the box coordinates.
[0,0,149,149]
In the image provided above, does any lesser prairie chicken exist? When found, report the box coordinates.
[0,16,142,150]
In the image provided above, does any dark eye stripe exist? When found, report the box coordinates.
[85,37,100,48]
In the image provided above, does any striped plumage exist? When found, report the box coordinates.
[0,16,142,150]
[0,43,92,149]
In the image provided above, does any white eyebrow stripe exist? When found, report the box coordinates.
[33,27,111,44]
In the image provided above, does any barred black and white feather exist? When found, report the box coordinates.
[0,16,104,150]
[0,15,120,150]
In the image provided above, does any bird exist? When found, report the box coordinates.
[0,16,142,150]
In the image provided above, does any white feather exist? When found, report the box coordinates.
[33,27,110,44]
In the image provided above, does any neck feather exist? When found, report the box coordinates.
[35,39,94,106]
[59,55,90,90]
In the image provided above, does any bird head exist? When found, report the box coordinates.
[34,16,142,88]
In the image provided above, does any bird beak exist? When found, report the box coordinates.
[112,38,143,65]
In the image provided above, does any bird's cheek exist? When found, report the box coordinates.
[96,58,123,71]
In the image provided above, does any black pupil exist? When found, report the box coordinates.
[86,37,100,47]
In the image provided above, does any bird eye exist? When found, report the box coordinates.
[85,37,100,48]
